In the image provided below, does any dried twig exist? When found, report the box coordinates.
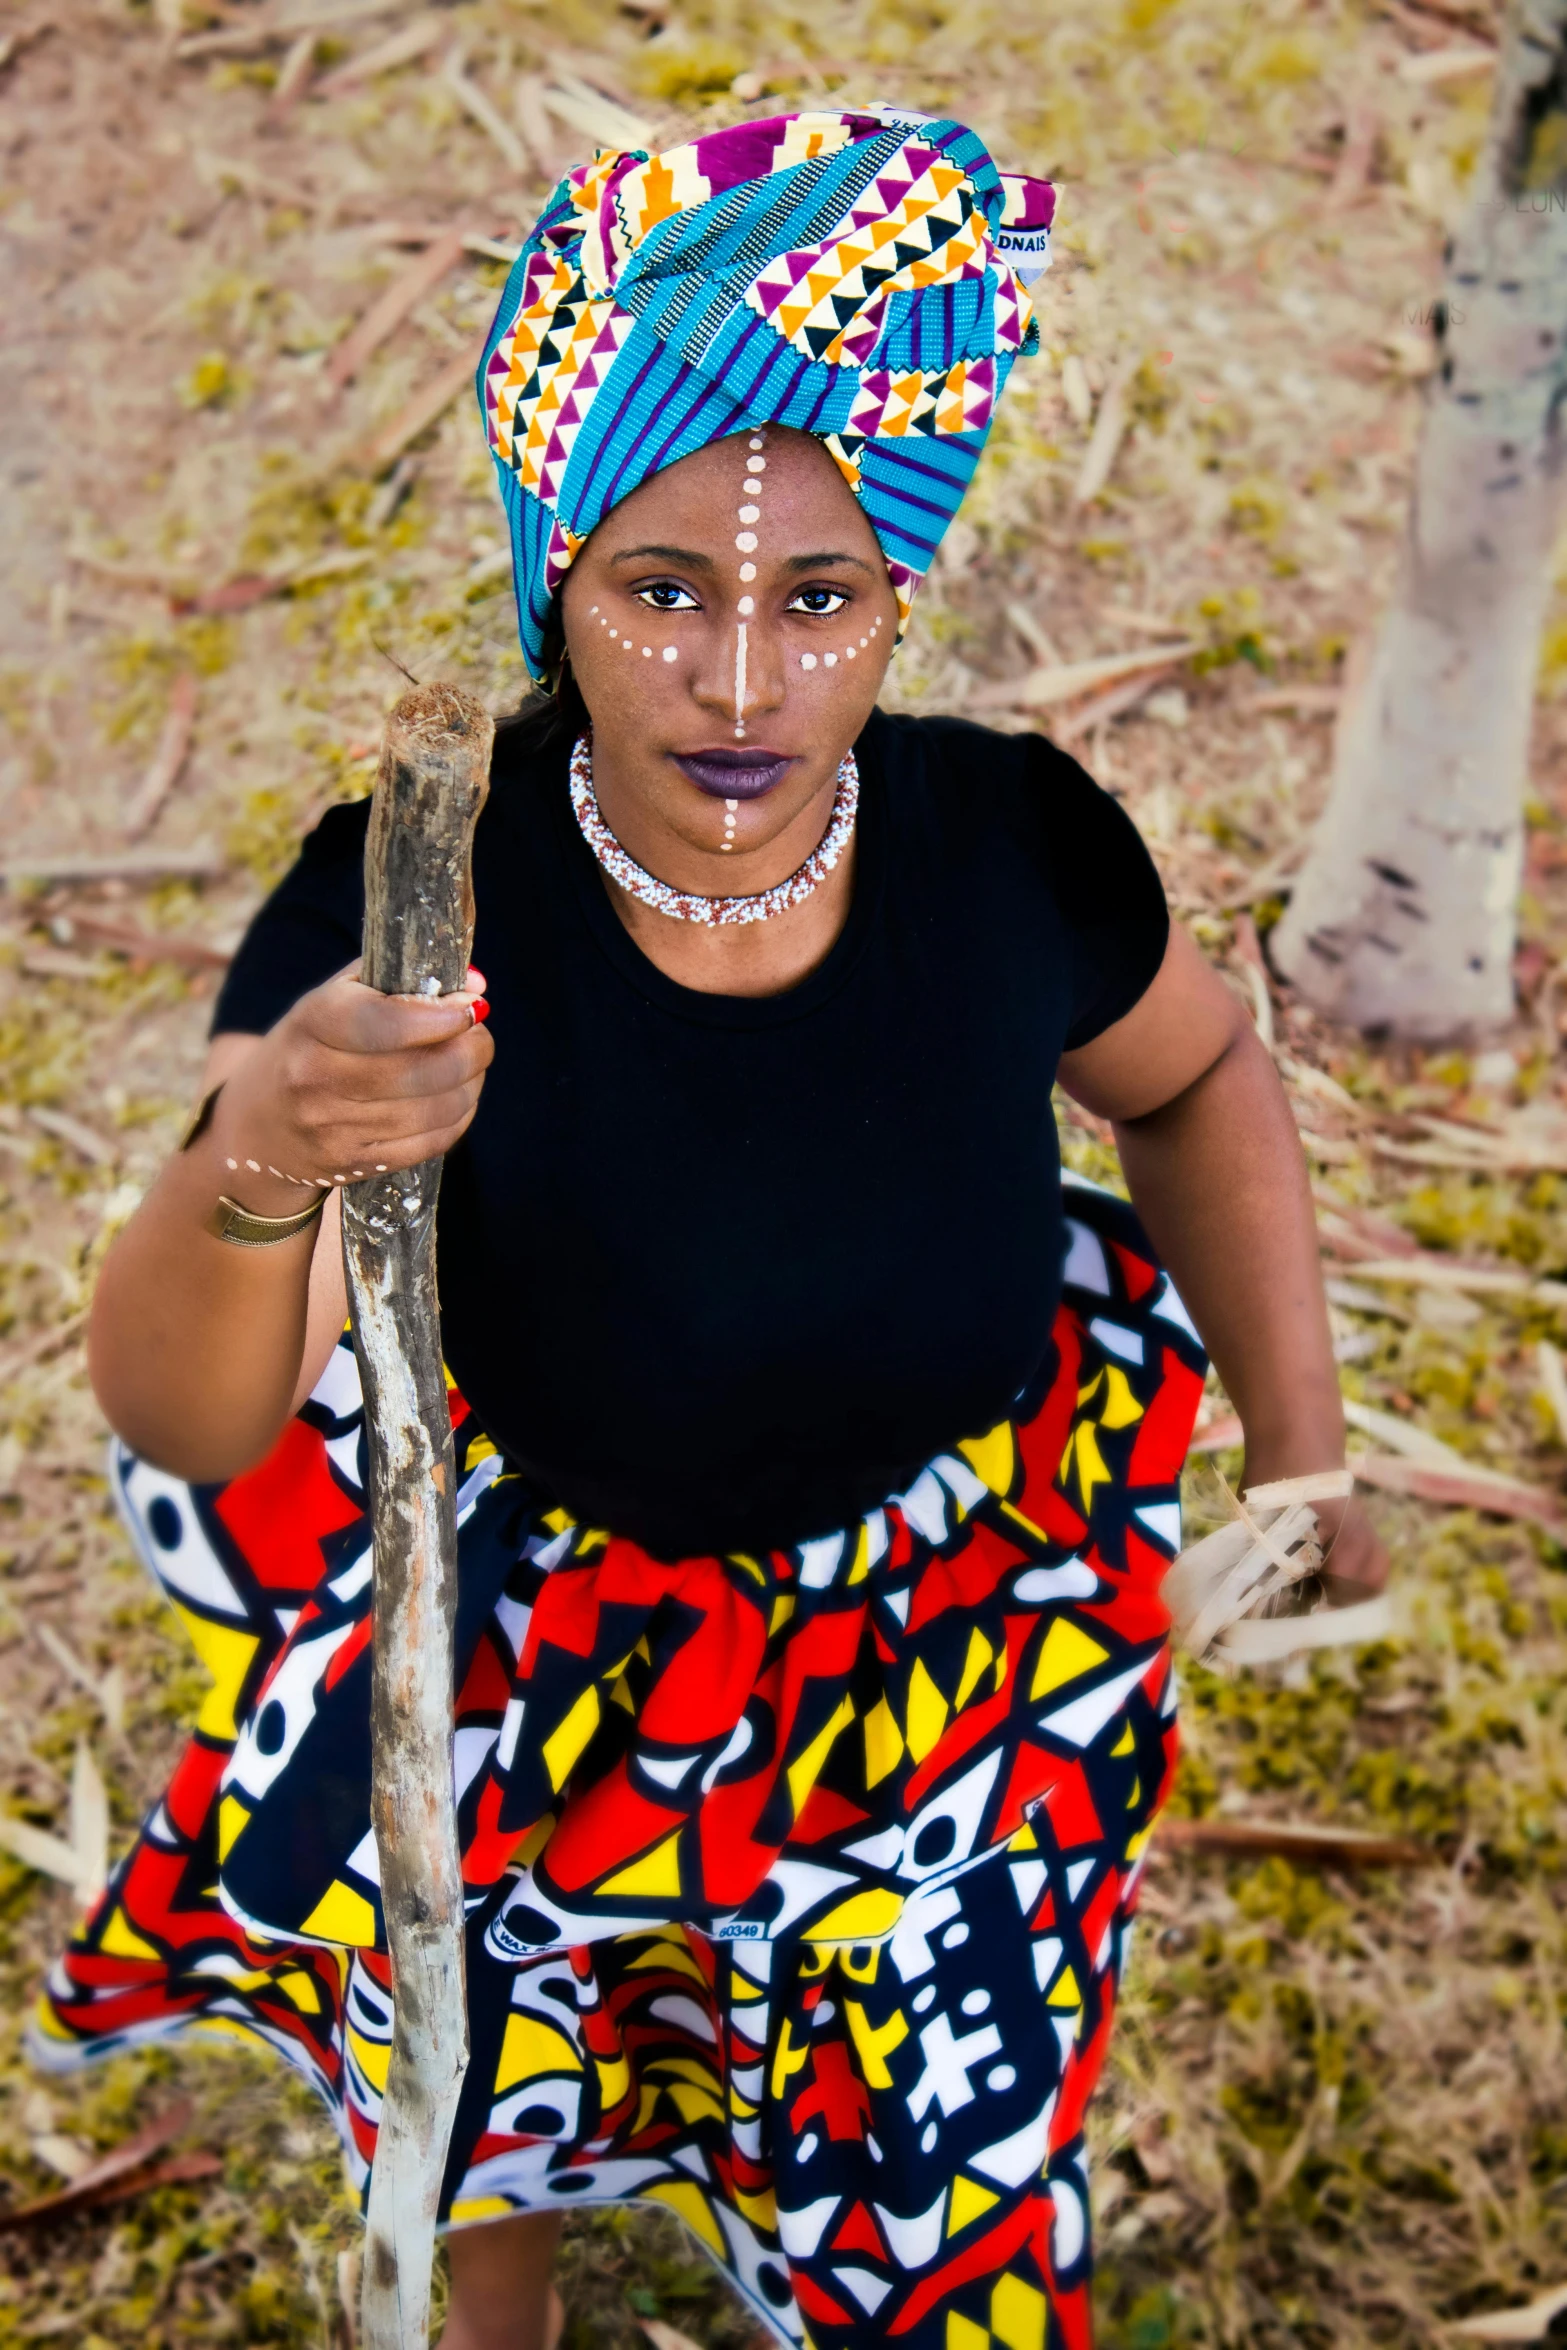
[539,68,653,150]
[1536,1340,1567,1447]
[1073,351,1139,505]
[1053,663,1180,746]
[123,671,198,839]
[47,914,235,969]
[176,0,412,62]
[1157,1818,1431,1867]
[313,13,446,97]
[0,1312,88,1383]
[343,685,491,2350]
[443,48,528,177]
[1165,1468,1394,1666]
[1398,41,1496,78]
[1245,684,1342,717]
[268,31,319,122]
[327,228,466,393]
[362,339,488,474]
[1325,101,1381,210]
[27,1106,116,1166]
[970,641,1199,714]
[1350,1451,1567,1535]
[0,847,224,886]
[0,22,52,73]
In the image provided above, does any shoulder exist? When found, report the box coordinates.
[295,792,372,867]
[864,707,1136,852]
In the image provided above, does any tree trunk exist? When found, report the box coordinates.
[1270,0,1567,1038]
[341,683,492,2350]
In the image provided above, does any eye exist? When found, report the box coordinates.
[634,580,700,611]
[787,587,850,617]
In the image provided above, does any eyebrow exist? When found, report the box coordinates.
[609,544,878,576]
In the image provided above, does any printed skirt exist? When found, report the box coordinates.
[33,1181,1205,2350]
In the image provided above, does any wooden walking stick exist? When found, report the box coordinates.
[341,683,493,2350]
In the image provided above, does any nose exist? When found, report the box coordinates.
[691,613,786,733]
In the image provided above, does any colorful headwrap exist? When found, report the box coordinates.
[477,106,1055,680]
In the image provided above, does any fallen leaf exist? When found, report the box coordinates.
[1449,2285,1567,2342]
[641,2322,708,2350]
[71,1739,110,1907]
[30,2134,94,2183]
[0,1815,83,1888]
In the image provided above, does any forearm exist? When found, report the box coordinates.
[89,1113,323,1482]
[1111,1024,1343,1479]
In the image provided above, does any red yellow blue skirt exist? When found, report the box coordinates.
[33,1181,1203,2349]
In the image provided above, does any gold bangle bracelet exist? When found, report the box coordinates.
[207,1191,327,1249]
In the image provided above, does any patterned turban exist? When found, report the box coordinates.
[477,106,1055,680]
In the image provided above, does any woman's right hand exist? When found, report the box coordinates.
[200,963,493,1215]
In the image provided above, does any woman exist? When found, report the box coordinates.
[38,109,1384,2350]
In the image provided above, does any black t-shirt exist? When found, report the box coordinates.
[214,706,1168,1559]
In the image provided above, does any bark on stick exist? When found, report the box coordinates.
[342,683,492,2350]
[1271,0,1567,1037]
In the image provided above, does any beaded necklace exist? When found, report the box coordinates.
[568,733,859,928]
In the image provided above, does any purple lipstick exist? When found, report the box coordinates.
[673,746,794,800]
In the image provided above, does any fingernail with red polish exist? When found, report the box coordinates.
[471,998,491,1024]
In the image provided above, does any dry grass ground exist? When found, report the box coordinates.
[0,0,1564,2343]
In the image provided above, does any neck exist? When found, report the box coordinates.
[583,739,861,999]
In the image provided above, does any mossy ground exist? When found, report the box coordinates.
[1,0,1563,2341]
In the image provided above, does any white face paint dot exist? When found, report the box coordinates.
[608,627,618,638]
[245,1158,260,1172]
[859,637,868,647]
[748,455,766,471]
[225,1157,238,1170]
[735,531,757,552]
[823,651,838,667]
[622,637,633,650]
[738,505,760,524]
[800,652,817,670]
[662,645,678,662]
[642,645,652,656]
[589,604,599,614]
[739,561,757,582]
[737,595,754,615]
[846,646,857,659]
[749,435,765,450]
[743,478,763,496]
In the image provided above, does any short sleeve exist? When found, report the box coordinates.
[211,798,371,1037]
[1030,739,1169,1052]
